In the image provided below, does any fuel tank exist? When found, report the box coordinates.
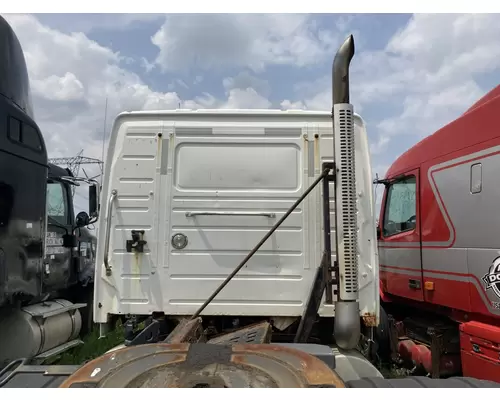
[0,299,83,365]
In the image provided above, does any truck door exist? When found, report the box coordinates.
[378,168,423,302]
[45,180,73,292]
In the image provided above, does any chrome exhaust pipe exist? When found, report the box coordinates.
[332,35,355,105]
[331,35,360,350]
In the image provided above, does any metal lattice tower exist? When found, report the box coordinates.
[49,150,104,195]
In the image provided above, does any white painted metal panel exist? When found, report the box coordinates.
[94,121,162,317]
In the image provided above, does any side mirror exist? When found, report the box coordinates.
[376,224,381,240]
[89,184,99,219]
[76,211,90,228]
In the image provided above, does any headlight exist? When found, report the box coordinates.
[171,233,188,250]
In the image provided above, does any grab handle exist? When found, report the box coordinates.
[185,211,276,218]
[103,189,117,276]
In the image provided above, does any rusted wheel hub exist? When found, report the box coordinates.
[59,343,345,388]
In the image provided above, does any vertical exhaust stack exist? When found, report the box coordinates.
[332,35,360,350]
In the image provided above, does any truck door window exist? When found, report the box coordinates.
[382,175,417,237]
[47,182,69,225]
[8,116,21,142]
[22,123,43,152]
[8,117,43,151]
[470,163,482,194]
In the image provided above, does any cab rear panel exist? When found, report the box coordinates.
[94,110,377,323]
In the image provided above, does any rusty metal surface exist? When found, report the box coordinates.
[207,321,272,345]
[165,317,205,344]
[362,312,377,327]
[58,343,345,388]
[233,344,346,388]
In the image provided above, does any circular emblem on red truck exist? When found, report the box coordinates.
[482,256,500,299]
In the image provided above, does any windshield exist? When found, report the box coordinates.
[47,181,69,225]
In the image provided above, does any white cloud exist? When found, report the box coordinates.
[351,14,500,105]
[222,71,270,97]
[140,57,155,74]
[386,14,500,83]
[186,84,272,110]
[375,80,483,139]
[31,72,85,102]
[151,14,341,72]
[364,14,500,157]
[280,99,306,110]
[33,13,163,34]
[221,88,271,109]
[370,134,391,157]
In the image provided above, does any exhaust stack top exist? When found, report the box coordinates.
[331,35,361,350]
[332,34,355,105]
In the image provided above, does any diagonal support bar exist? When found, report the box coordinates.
[191,166,332,319]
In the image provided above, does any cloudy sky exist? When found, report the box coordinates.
[3,13,500,212]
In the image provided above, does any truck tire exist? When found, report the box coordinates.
[346,376,500,388]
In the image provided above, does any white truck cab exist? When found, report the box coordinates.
[94,110,378,330]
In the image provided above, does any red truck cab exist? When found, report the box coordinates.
[376,84,500,381]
